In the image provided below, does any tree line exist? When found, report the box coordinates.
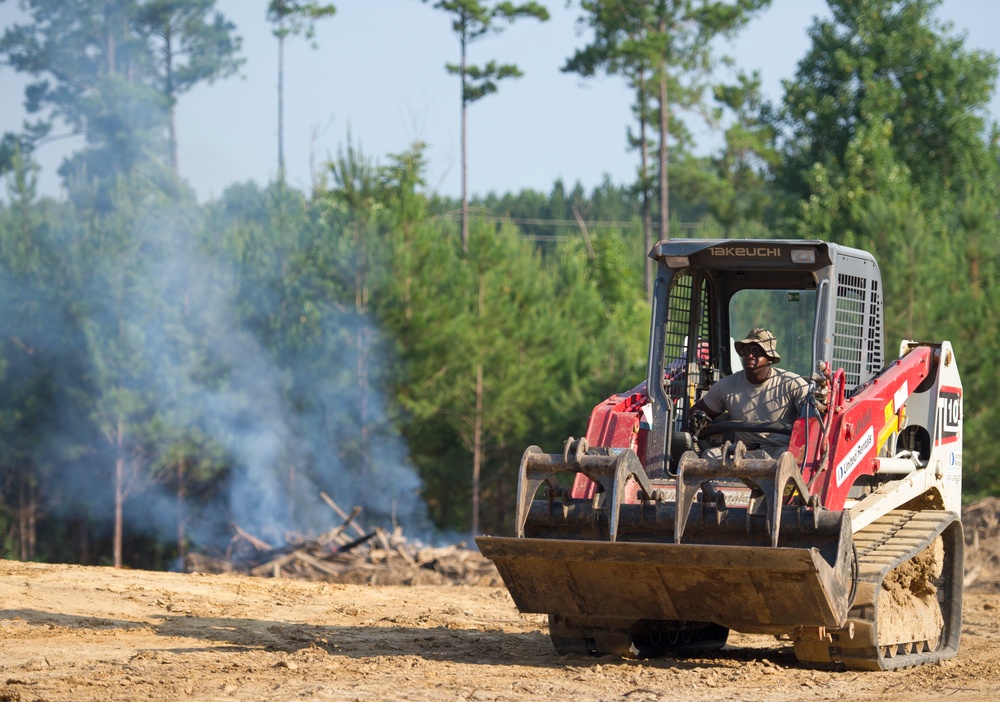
[0,0,999,570]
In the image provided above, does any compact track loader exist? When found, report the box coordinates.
[476,239,963,670]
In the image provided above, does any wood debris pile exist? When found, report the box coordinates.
[964,497,1000,591]
[185,492,501,587]
[184,495,1000,592]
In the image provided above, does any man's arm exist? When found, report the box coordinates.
[689,390,724,434]
[691,397,720,420]
[786,372,813,416]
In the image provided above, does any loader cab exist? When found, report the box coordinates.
[644,239,884,475]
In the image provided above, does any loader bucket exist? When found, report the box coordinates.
[477,515,855,636]
[481,441,857,646]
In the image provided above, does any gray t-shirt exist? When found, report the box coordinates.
[699,367,810,454]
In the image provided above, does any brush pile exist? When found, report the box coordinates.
[964,496,1000,592]
[184,492,501,586]
[185,495,1000,591]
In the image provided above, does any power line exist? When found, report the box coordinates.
[436,210,702,233]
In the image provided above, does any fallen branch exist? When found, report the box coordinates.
[294,550,346,576]
[319,492,367,538]
[249,552,297,577]
[228,523,274,557]
[333,531,377,555]
[318,505,362,547]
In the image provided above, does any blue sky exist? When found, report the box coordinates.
[2,0,999,203]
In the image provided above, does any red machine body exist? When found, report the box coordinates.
[477,239,964,671]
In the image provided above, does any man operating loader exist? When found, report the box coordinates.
[689,328,810,458]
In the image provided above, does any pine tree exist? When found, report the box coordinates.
[136,0,244,173]
[266,1,336,182]
[424,0,549,253]
[565,0,771,248]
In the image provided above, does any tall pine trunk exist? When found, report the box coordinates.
[639,73,653,301]
[471,274,486,537]
[356,221,371,505]
[165,24,178,173]
[277,22,286,180]
[113,419,125,569]
[18,473,37,561]
[176,458,187,567]
[460,33,470,254]
[658,70,669,243]
[472,362,483,538]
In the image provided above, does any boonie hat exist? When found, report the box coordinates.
[734,328,780,363]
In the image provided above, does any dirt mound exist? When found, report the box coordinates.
[879,535,945,647]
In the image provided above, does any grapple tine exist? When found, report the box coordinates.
[674,442,814,547]
[606,450,652,542]
[673,448,709,545]
[515,446,548,538]
[515,443,653,541]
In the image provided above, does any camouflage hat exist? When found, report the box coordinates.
[734,328,780,363]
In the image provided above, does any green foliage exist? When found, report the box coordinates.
[138,1,244,96]
[136,0,245,170]
[0,0,242,190]
[705,71,778,231]
[776,0,1000,211]
[0,132,38,180]
[267,0,337,44]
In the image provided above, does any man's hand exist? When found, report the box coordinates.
[689,408,711,435]
[812,374,830,413]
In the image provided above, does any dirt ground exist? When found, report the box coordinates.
[0,558,999,702]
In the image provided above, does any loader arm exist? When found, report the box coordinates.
[798,343,936,510]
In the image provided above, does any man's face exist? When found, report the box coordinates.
[739,343,771,372]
